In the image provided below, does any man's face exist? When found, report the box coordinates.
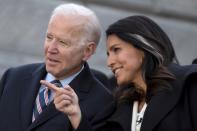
[44,15,88,80]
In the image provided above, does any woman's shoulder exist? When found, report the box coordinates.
[168,63,197,82]
[183,64,197,85]
[169,64,197,95]
[184,64,197,77]
[168,63,189,77]
[164,64,197,95]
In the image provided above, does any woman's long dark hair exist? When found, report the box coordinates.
[106,15,176,104]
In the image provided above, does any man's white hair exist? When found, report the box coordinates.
[50,3,101,46]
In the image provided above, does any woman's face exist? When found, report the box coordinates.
[106,34,144,87]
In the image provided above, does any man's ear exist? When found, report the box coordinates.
[82,42,96,61]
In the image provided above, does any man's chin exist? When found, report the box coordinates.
[46,66,56,75]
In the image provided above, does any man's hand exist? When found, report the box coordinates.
[40,80,81,129]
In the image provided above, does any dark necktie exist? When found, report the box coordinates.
[32,80,62,121]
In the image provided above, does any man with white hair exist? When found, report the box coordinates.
[0,3,112,131]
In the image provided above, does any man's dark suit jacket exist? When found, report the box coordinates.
[76,64,197,131]
[0,62,112,131]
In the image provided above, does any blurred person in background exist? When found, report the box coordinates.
[192,58,197,64]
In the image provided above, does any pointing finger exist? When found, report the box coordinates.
[63,85,74,92]
[40,80,59,92]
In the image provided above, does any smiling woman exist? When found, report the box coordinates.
[102,15,197,131]
[106,34,145,88]
[105,16,176,109]
[75,15,197,131]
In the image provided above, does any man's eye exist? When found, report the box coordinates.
[59,40,65,44]
[46,35,53,40]
[59,40,70,47]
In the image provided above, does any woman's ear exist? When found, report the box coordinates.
[140,50,145,65]
[82,42,96,61]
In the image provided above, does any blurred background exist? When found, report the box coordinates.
[0,0,197,77]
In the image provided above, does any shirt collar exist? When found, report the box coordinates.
[45,65,84,87]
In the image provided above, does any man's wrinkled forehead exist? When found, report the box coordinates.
[49,14,87,34]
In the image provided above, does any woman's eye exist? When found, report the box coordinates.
[113,47,120,53]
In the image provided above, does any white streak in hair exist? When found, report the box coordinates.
[129,34,164,65]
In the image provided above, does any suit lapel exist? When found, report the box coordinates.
[25,65,63,131]
[69,62,93,102]
[27,102,61,131]
[141,80,183,131]
[20,64,47,130]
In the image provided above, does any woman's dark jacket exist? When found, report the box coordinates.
[77,64,197,131]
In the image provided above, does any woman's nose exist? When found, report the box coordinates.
[107,55,115,68]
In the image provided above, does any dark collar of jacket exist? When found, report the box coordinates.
[106,79,183,131]
[141,80,182,131]
[69,62,95,100]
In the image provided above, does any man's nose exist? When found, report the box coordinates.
[47,40,59,53]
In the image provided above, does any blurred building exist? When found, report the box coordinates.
[0,0,197,76]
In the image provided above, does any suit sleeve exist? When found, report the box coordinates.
[75,101,115,131]
[75,114,95,131]
[75,115,110,131]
